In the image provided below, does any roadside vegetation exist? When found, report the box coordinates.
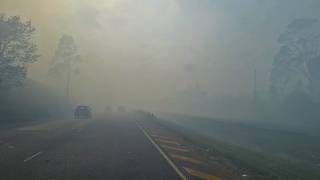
[0,14,69,123]
[152,116,320,180]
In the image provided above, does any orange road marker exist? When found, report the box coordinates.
[170,153,203,164]
[183,167,222,180]
[137,123,188,180]
[155,138,181,145]
[150,133,172,139]
[151,134,176,140]
[161,144,191,152]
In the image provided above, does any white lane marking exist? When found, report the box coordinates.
[23,151,42,162]
[136,122,188,180]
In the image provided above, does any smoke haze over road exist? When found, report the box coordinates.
[1,0,320,116]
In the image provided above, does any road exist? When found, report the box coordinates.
[0,113,181,180]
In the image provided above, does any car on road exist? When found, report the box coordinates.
[74,105,92,119]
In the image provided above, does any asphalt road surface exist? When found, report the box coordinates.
[0,113,181,180]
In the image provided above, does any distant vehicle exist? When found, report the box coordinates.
[74,105,92,119]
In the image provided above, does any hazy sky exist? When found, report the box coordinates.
[1,0,320,112]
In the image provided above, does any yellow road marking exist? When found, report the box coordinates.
[136,123,188,180]
[161,144,191,152]
[183,167,222,180]
[155,138,181,145]
[150,134,176,140]
[170,153,203,164]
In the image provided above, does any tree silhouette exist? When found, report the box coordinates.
[0,15,39,89]
[48,35,80,99]
[270,18,320,100]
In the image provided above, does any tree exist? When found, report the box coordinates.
[0,15,39,89]
[48,35,80,99]
[270,18,320,100]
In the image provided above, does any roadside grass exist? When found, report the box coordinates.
[151,118,320,180]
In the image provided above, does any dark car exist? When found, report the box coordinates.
[74,105,92,119]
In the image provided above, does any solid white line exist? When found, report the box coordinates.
[136,122,188,180]
[23,151,42,162]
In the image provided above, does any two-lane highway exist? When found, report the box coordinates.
[0,113,181,180]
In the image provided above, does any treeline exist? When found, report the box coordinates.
[255,18,320,133]
[0,15,69,122]
[255,92,320,134]
[0,80,69,122]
